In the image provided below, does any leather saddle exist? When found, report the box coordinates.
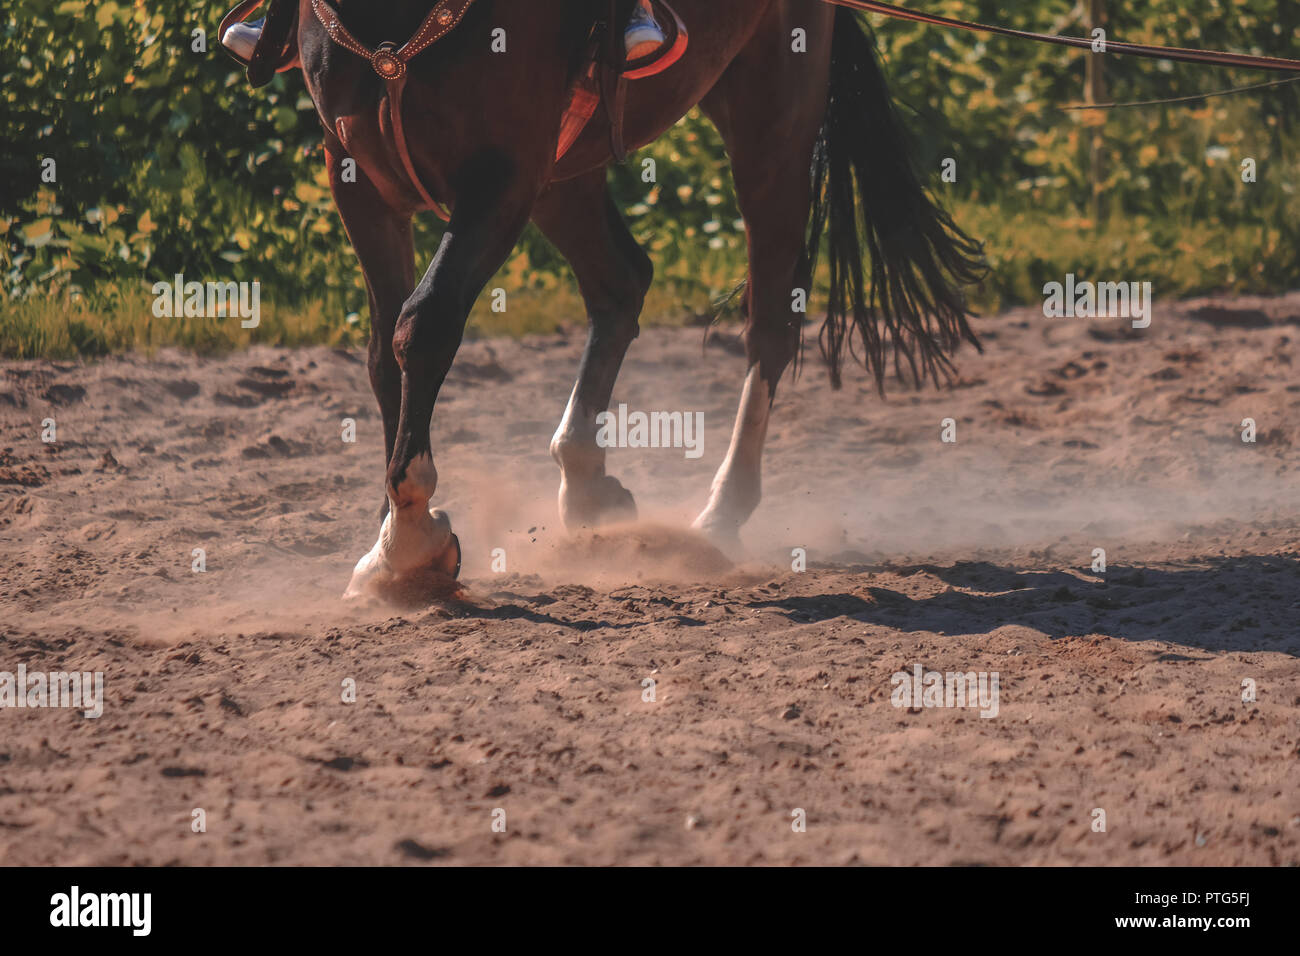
[560,0,689,162]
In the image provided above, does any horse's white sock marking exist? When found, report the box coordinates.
[551,385,635,529]
[552,386,592,529]
[390,450,438,509]
[692,365,770,545]
[551,386,606,470]
[344,451,455,599]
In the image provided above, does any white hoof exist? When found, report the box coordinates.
[558,473,638,532]
[690,509,743,556]
[344,507,461,605]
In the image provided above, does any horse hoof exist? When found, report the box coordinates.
[440,532,462,579]
[596,475,637,523]
[689,511,742,557]
[343,508,463,606]
[560,474,638,531]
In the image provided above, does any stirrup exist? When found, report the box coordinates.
[622,0,688,79]
[219,0,300,73]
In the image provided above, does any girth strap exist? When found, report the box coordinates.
[603,0,628,162]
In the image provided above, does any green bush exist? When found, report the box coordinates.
[2,0,1297,355]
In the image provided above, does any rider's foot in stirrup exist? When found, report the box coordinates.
[625,0,666,62]
[222,16,263,62]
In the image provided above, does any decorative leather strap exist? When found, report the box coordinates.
[310,0,476,79]
[311,0,475,219]
[385,78,452,221]
[556,29,605,162]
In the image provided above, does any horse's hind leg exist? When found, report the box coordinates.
[345,153,536,602]
[532,169,650,530]
[691,4,834,550]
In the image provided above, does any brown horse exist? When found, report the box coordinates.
[292,0,984,601]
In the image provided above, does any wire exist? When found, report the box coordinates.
[1061,75,1300,110]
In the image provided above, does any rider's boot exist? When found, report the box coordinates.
[625,0,667,62]
[222,15,264,63]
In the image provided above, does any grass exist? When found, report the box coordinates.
[0,279,728,361]
[957,203,1297,314]
[0,286,365,359]
[3,206,1293,360]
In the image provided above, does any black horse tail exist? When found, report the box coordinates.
[807,8,986,391]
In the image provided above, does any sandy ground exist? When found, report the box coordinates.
[1,292,1298,865]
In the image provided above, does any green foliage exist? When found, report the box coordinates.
[874,0,1300,244]
[2,0,1297,357]
[2,0,352,306]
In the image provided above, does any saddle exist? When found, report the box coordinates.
[221,0,689,219]
[559,0,690,163]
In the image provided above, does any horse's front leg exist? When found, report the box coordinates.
[345,151,535,604]
[325,146,411,517]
